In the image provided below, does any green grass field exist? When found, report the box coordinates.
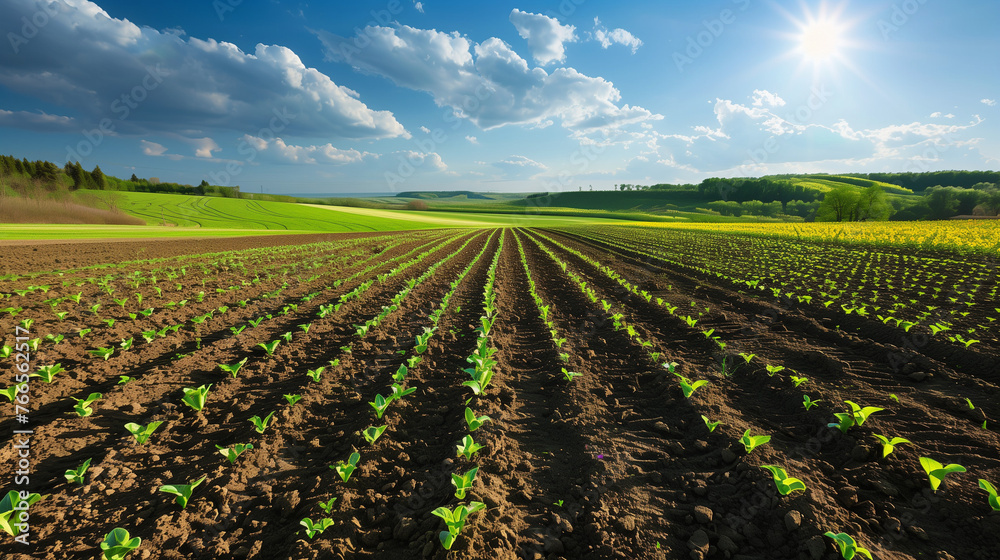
[0,191,629,240]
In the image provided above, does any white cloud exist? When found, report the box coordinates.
[930,112,955,118]
[465,135,478,144]
[314,25,660,136]
[0,109,77,132]
[592,18,642,54]
[0,0,407,141]
[492,155,547,179]
[509,9,577,66]
[982,98,997,107]
[188,137,221,158]
[239,135,375,165]
[419,126,431,134]
[751,90,786,108]
[413,2,424,14]
[140,140,168,156]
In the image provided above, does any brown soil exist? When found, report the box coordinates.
[2,228,997,560]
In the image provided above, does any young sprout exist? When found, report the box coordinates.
[317,497,338,514]
[765,364,785,376]
[553,499,565,507]
[369,394,391,419]
[283,394,302,406]
[919,457,966,492]
[300,518,334,539]
[331,452,361,482]
[889,393,900,404]
[33,363,65,383]
[452,466,479,499]
[65,458,93,484]
[760,465,807,495]
[100,527,142,560]
[73,393,102,417]
[789,375,808,387]
[118,376,134,385]
[432,502,486,550]
[280,331,293,343]
[230,325,246,336]
[829,401,884,433]
[306,366,325,382]
[257,339,280,355]
[249,411,276,434]
[872,434,911,458]
[362,425,387,445]
[802,395,821,411]
[562,368,582,382]
[739,429,771,453]
[218,357,249,378]
[701,415,721,432]
[677,375,709,398]
[120,337,134,351]
[159,475,207,509]
[0,490,45,536]
[823,532,872,560]
[406,355,421,368]
[180,384,211,412]
[456,435,484,460]
[216,443,253,464]
[89,346,115,360]
[124,421,163,445]
[44,333,65,345]
[978,479,1000,511]
[464,407,491,431]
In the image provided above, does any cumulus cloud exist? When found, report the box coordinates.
[929,112,955,118]
[751,90,786,108]
[592,18,642,54]
[0,0,407,141]
[465,135,478,144]
[239,135,375,165]
[509,9,577,66]
[982,99,997,107]
[314,24,660,136]
[140,140,168,156]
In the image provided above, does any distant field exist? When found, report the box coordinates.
[0,191,629,239]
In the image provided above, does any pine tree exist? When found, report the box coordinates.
[91,165,106,190]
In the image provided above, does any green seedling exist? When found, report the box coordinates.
[406,356,421,368]
[120,336,134,351]
[118,376,134,385]
[803,395,821,411]
[966,398,975,410]
[100,527,142,560]
[124,421,163,445]
[369,394,390,419]
[740,429,771,453]
[392,364,408,382]
[44,333,65,345]
[823,532,872,560]
[0,384,23,403]
[919,457,966,492]
[65,458,92,484]
[230,325,246,336]
[89,346,115,360]
[765,364,785,376]
[317,497,338,514]
[829,401,884,433]
[103,318,116,328]
[760,465,807,495]
[562,368,582,382]
[456,434,484,460]
[141,330,156,343]
[0,345,10,359]
[452,466,479,499]
[0,490,45,536]
[306,366,325,382]
[678,376,709,398]
[280,331,293,343]
[73,392,102,417]
[216,443,253,464]
[872,434,911,458]
[362,425,387,445]
[180,384,211,412]
[978,479,1000,511]
[790,375,808,387]
[739,352,756,365]
[465,407,491,431]
[553,499,564,507]
[249,411,276,434]
[701,415,721,432]
[159,475,207,509]
[257,340,280,355]
[33,363,65,383]
[218,357,249,378]
[432,502,486,550]
[284,394,302,406]
[388,383,416,402]
[300,517,333,539]
[331,452,361,482]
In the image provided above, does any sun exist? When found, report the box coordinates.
[798,18,844,62]
[799,20,842,61]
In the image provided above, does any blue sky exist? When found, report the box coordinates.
[0,0,997,194]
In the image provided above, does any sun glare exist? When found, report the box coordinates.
[799,19,843,61]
